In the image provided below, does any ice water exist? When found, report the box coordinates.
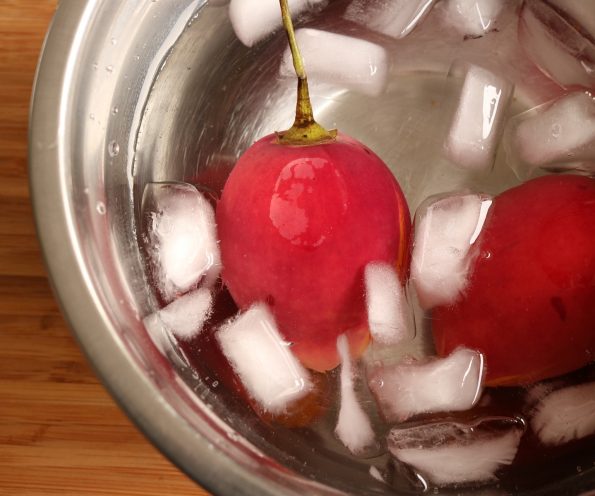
[136,0,595,492]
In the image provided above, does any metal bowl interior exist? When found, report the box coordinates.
[29,1,595,495]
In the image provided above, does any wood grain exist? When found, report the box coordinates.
[0,2,210,494]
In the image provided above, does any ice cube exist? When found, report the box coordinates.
[361,285,435,372]
[444,64,513,171]
[369,348,485,422]
[519,0,595,89]
[503,91,595,178]
[411,193,493,310]
[344,0,436,40]
[216,303,313,414]
[335,334,376,454]
[143,182,221,302]
[143,287,213,345]
[279,28,388,96]
[530,381,595,446]
[364,262,415,346]
[229,0,327,47]
[443,0,504,38]
[387,417,524,486]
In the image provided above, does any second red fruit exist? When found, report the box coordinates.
[217,132,410,371]
[433,175,595,386]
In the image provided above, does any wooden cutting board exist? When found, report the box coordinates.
[0,2,210,494]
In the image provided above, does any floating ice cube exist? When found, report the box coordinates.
[387,417,524,486]
[361,287,435,373]
[335,334,376,454]
[344,0,436,40]
[144,288,213,346]
[369,348,485,422]
[411,193,493,310]
[143,182,221,302]
[444,64,513,171]
[443,0,504,38]
[504,91,595,178]
[229,0,327,47]
[519,0,595,89]
[216,303,313,414]
[279,28,388,96]
[531,382,595,446]
[364,262,414,346]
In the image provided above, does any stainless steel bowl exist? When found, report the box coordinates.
[29,1,595,494]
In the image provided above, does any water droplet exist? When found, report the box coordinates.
[92,62,98,70]
[577,465,583,473]
[108,140,120,157]
[212,380,219,388]
[111,106,119,115]
[551,123,562,138]
[96,201,106,215]
[83,187,89,195]
[110,37,117,45]
[89,113,95,120]
[105,65,114,73]
[134,54,140,61]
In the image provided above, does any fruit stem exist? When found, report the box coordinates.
[276,0,337,146]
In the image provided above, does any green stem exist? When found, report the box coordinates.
[276,0,336,146]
